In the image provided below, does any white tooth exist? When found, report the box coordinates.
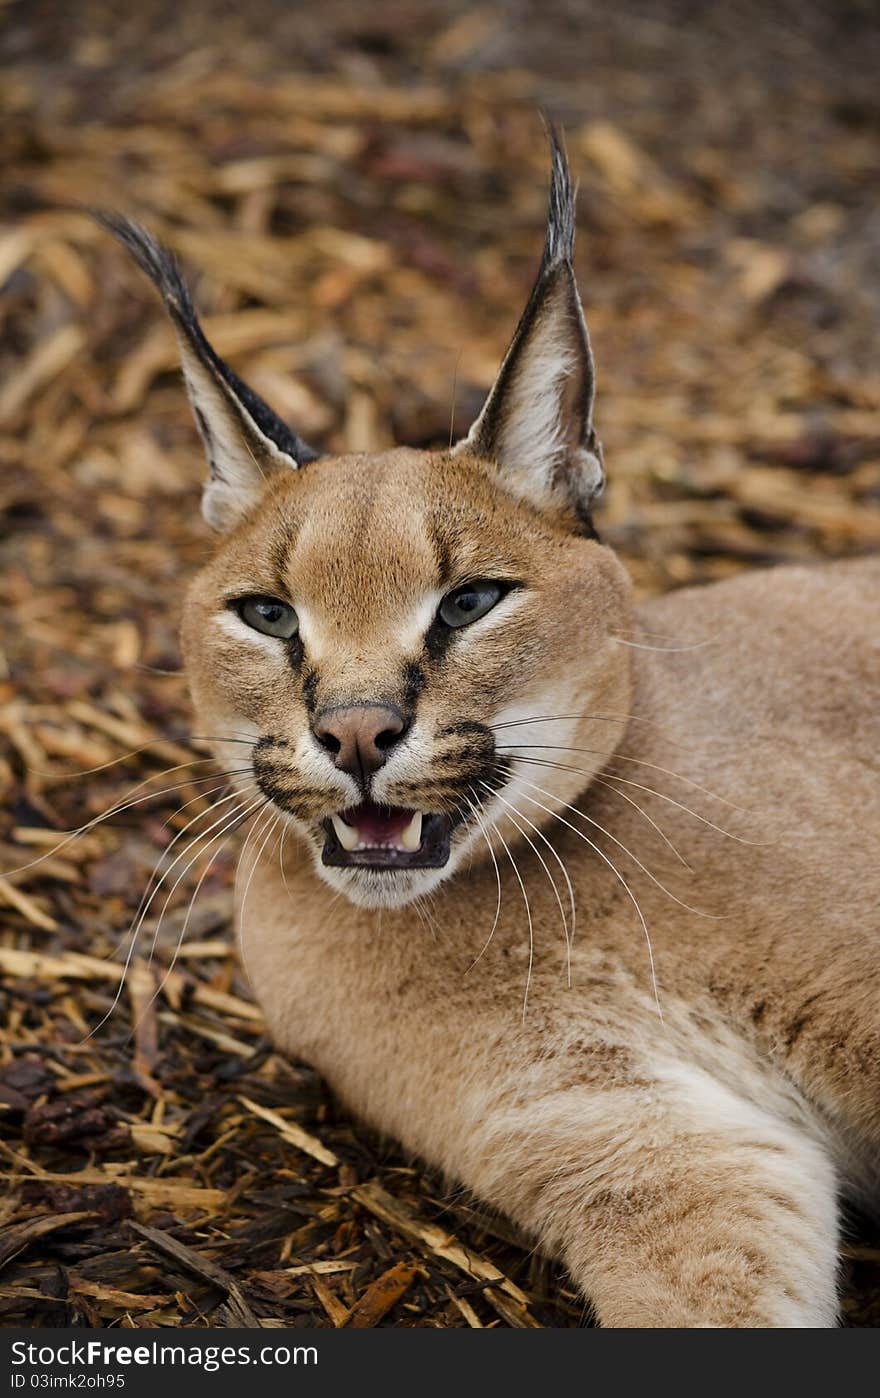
[399,810,423,852]
[331,814,359,852]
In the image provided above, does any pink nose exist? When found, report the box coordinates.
[313,704,406,779]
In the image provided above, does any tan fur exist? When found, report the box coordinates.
[180,447,880,1328]
[114,138,879,1325]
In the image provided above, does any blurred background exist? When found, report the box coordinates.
[1,0,879,1329]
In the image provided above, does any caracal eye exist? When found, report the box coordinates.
[236,595,299,639]
[438,580,505,629]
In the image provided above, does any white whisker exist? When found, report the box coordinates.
[100,776,241,966]
[84,790,264,1041]
[513,773,719,920]
[489,711,686,745]
[1,763,253,879]
[276,822,298,907]
[145,786,262,965]
[515,787,664,1024]
[140,804,258,1021]
[592,773,692,870]
[611,637,714,653]
[496,743,748,812]
[462,787,503,973]
[480,780,575,989]
[486,813,535,1023]
[235,806,281,992]
[133,787,257,966]
[513,755,770,847]
[412,897,438,943]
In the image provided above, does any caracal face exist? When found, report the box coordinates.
[99,129,633,909]
[181,446,631,907]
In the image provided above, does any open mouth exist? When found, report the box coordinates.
[322,802,453,870]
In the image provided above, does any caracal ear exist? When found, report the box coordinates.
[454,125,603,530]
[94,213,318,530]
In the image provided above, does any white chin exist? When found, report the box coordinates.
[317,861,455,909]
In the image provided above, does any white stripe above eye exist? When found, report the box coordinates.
[290,602,321,658]
[394,592,444,651]
[214,609,286,654]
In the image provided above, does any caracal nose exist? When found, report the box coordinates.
[313,703,406,778]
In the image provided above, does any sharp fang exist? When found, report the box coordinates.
[399,810,422,852]
[331,813,359,852]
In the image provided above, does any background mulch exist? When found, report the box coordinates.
[1,0,879,1327]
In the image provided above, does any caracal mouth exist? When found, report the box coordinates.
[321,802,453,871]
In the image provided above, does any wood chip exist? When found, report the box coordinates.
[238,1096,338,1168]
[341,1260,421,1327]
[352,1181,530,1306]
[0,880,59,932]
[310,1277,349,1327]
[130,1222,261,1327]
[0,1211,95,1271]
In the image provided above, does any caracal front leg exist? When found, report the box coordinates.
[470,1063,839,1327]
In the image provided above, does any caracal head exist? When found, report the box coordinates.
[101,127,633,909]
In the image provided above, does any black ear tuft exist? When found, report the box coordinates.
[91,210,196,327]
[92,209,317,525]
[540,119,577,273]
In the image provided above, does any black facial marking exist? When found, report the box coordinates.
[437,719,495,742]
[401,661,425,709]
[424,618,454,664]
[302,667,319,715]
[436,721,497,772]
[425,581,519,662]
[470,754,514,801]
[252,744,328,814]
[390,725,508,813]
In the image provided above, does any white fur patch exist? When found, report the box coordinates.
[496,339,577,492]
[214,609,285,655]
[489,694,580,765]
[449,587,528,649]
[369,725,434,808]
[394,592,443,653]
[291,603,324,662]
